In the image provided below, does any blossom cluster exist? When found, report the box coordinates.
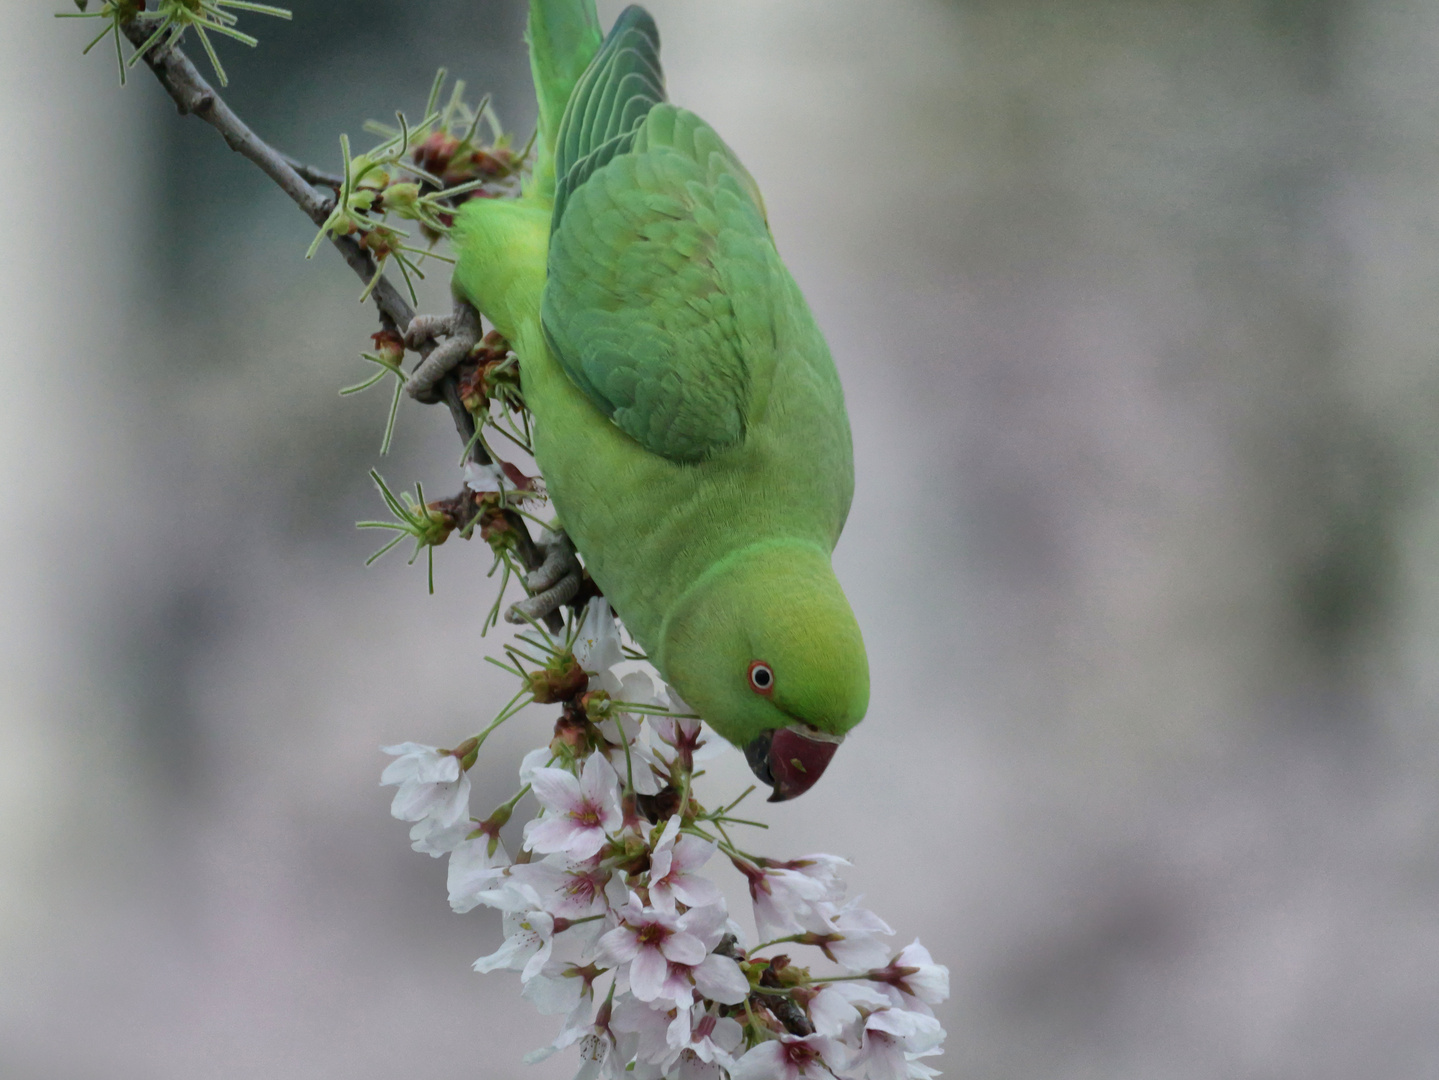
[382,599,949,1080]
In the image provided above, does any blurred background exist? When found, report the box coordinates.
[6,0,1439,1076]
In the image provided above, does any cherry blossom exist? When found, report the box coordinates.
[521,959,601,1028]
[734,855,846,942]
[574,597,626,687]
[647,817,722,914]
[809,897,895,970]
[524,753,624,860]
[462,460,505,494]
[383,650,950,1080]
[869,941,951,1012]
[446,830,511,913]
[381,743,471,858]
[596,894,708,1003]
[669,902,750,1006]
[664,1003,744,1078]
[595,699,665,796]
[519,745,554,784]
[381,742,470,826]
[609,993,673,1069]
[471,884,560,982]
[651,714,724,772]
[848,1006,946,1080]
[407,812,474,856]
[808,981,895,1043]
[528,990,632,1080]
[730,1033,850,1080]
[510,852,628,920]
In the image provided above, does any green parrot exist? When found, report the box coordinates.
[434,0,868,800]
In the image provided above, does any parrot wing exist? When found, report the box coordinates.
[543,5,780,463]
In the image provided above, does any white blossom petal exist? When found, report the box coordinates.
[597,924,642,965]
[629,946,669,1002]
[657,930,706,967]
[447,833,510,912]
[519,746,554,784]
[462,461,505,494]
[530,767,584,814]
[730,1043,791,1080]
[692,953,749,1005]
[574,597,625,685]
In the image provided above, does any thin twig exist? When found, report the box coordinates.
[279,152,345,190]
[118,13,549,586]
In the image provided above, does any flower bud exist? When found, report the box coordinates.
[369,329,404,365]
[478,503,517,553]
[581,689,612,723]
[378,181,421,215]
[418,504,455,546]
[456,363,488,415]
[528,656,588,704]
[361,228,394,258]
[604,832,650,876]
[482,801,513,833]
[413,132,460,177]
[449,735,480,772]
[470,148,508,177]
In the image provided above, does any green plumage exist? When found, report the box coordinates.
[453,2,868,779]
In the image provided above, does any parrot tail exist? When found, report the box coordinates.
[527,0,604,199]
[550,5,667,226]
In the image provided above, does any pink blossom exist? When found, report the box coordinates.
[446,829,511,913]
[471,886,557,984]
[380,743,470,832]
[462,461,505,494]
[522,960,601,1028]
[510,852,627,920]
[650,715,709,771]
[524,754,623,860]
[810,897,895,970]
[528,991,631,1080]
[666,1003,743,1062]
[849,1006,946,1080]
[733,855,846,942]
[647,817,722,913]
[730,1033,849,1080]
[594,685,665,796]
[675,902,749,1005]
[609,994,672,1069]
[596,895,708,1003]
[604,899,747,1009]
[574,597,624,686]
[808,981,894,1042]
[868,940,950,1011]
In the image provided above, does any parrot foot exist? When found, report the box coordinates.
[403,296,482,404]
[506,529,583,626]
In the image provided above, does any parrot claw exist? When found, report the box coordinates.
[403,297,482,404]
[505,530,584,626]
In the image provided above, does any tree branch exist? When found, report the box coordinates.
[279,153,345,191]
[118,15,548,585]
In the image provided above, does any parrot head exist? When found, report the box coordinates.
[658,540,869,801]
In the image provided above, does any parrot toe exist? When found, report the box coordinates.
[745,725,845,802]
[403,297,482,404]
[505,529,584,626]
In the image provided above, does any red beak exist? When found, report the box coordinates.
[744,725,845,802]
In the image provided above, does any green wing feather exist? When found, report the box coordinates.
[526,0,603,201]
[543,5,778,463]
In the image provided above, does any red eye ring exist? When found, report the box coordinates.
[748,660,775,696]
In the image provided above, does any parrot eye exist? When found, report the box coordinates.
[748,660,774,696]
